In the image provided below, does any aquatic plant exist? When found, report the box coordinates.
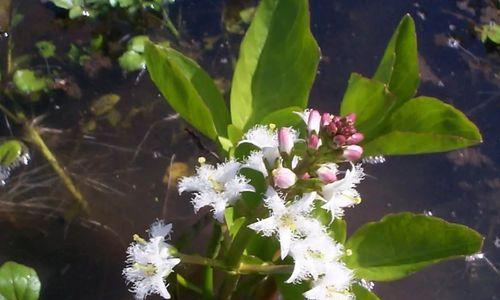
[119,0,485,299]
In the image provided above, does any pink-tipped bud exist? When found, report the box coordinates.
[346,133,364,145]
[321,113,332,127]
[307,110,321,133]
[345,113,357,123]
[272,167,297,189]
[317,164,338,183]
[343,145,363,161]
[278,127,295,154]
[308,134,321,149]
[333,135,346,146]
[300,172,311,180]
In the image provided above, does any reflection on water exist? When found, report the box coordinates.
[0,0,498,299]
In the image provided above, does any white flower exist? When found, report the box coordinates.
[239,125,280,164]
[242,151,268,177]
[248,188,317,259]
[320,163,365,219]
[287,231,344,283]
[178,160,255,222]
[295,109,312,125]
[123,221,180,300]
[303,263,354,300]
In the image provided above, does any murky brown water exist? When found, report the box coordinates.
[0,0,498,299]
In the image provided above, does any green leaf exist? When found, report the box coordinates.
[68,6,84,19]
[344,213,483,281]
[35,41,56,59]
[0,140,25,167]
[340,73,397,140]
[230,0,320,130]
[227,124,244,144]
[362,96,483,156]
[145,42,230,139]
[258,106,303,128]
[373,14,419,105]
[49,0,74,9]
[480,22,500,44]
[118,51,145,72]
[127,35,149,53]
[0,261,41,300]
[330,219,347,244]
[352,284,380,300]
[13,70,48,94]
[275,274,309,300]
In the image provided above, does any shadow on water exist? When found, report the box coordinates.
[0,0,498,299]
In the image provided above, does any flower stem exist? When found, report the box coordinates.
[176,274,203,295]
[23,123,90,217]
[203,223,223,299]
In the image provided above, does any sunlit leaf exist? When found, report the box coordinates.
[258,107,303,128]
[344,213,483,281]
[230,0,320,130]
[0,140,24,167]
[118,51,145,72]
[340,73,397,140]
[362,96,482,156]
[145,42,230,139]
[127,35,149,53]
[0,261,40,300]
[13,70,48,94]
[480,22,500,44]
[373,14,419,105]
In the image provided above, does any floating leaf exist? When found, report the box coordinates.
[373,14,419,105]
[230,0,320,130]
[35,41,56,59]
[145,42,230,139]
[90,94,120,116]
[344,213,483,281]
[13,70,48,94]
[362,96,482,156]
[118,51,145,72]
[340,73,397,140]
[0,261,40,300]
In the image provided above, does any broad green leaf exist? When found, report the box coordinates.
[35,41,56,59]
[217,136,233,153]
[259,106,303,128]
[0,261,40,300]
[227,124,243,144]
[68,6,84,19]
[340,73,397,140]
[145,43,230,139]
[352,284,380,300]
[127,35,149,53]
[330,219,347,244]
[230,0,320,130]
[118,51,145,72]
[362,96,482,156]
[13,70,48,94]
[344,213,483,281]
[373,14,419,105]
[0,140,24,166]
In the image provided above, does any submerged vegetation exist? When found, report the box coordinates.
[0,0,498,299]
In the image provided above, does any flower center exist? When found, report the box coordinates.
[133,263,157,276]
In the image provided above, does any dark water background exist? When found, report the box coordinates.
[0,0,498,299]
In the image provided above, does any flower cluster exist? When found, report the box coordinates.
[178,109,366,299]
[123,221,180,300]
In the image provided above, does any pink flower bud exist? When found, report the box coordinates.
[272,167,297,189]
[345,113,356,123]
[346,133,364,145]
[317,164,338,183]
[300,172,311,180]
[321,113,332,127]
[308,134,321,149]
[278,127,295,154]
[307,110,321,133]
[343,145,363,161]
[333,135,346,146]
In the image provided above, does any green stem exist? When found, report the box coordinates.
[162,10,180,40]
[203,223,223,300]
[0,102,21,124]
[177,253,228,270]
[218,226,254,300]
[23,123,90,217]
[237,263,293,275]
[176,274,203,295]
